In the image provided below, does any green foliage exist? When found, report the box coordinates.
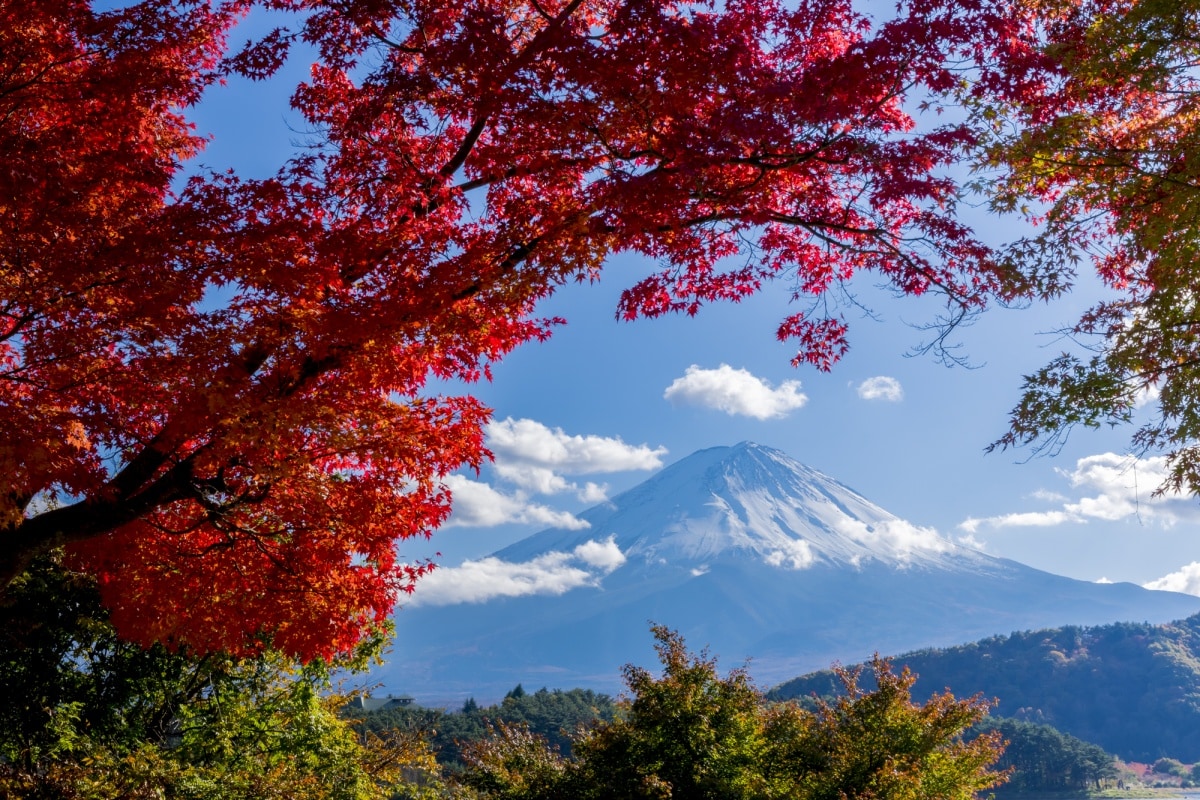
[352,687,618,766]
[768,660,1006,800]
[0,558,196,772]
[455,626,1005,800]
[979,0,1200,495]
[569,626,766,799]
[456,722,571,800]
[769,615,1200,762]
[1152,757,1188,778]
[974,718,1119,792]
[0,557,425,799]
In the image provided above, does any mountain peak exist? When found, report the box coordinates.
[497,442,979,572]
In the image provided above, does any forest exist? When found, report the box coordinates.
[769,614,1200,762]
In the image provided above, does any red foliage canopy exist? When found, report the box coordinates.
[0,0,1043,660]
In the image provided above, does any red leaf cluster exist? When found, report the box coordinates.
[1,0,1046,660]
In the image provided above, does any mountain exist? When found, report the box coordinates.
[379,443,1200,703]
[768,614,1200,762]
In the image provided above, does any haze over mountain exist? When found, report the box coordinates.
[379,443,1200,702]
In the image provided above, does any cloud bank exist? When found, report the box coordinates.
[487,417,667,474]
[442,475,590,530]
[409,536,626,606]
[833,517,952,561]
[1145,562,1200,596]
[960,452,1200,534]
[663,364,807,419]
[486,417,666,502]
[443,419,667,529]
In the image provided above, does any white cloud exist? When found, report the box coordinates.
[1145,562,1200,596]
[443,475,589,530]
[833,517,951,559]
[1134,382,1160,409]
[1059,453,1174,522]
[443,420,667,530]
[959,452,1200,533]
[956,533,988,551]
[1095,577,1114,584]
[572,536,626,571]
[493,463,573,496]
[663,364,807,420]
[958,510,1079,534]
[857,376,904,402]
[578,482,610,504]
[408,537,626,606]
[487,418,667,475]
[483,418,664,503]
[765,538,816,570]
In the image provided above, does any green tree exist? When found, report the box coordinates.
[458,722,571,800]
[981,0,1200,494]
[767,659,1006,800]
[458,627,1006,800]
[570,627,765,799]
[351,687,616,768]
[975,718,1119,792]
[0,557,425,799]
[1153,758,1187,778]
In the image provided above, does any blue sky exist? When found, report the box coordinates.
[188,8,1200,600]
[408,264,1200,592]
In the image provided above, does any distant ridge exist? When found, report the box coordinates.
[768,614,1200,762]
[380,443,1200,702]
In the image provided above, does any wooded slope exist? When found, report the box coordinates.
[768,614,1200,761]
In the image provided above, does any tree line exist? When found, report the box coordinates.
[350,681,1124,797]
[972,718,1121,794]
[347,685,619,766]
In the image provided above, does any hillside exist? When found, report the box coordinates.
[768,614,1200,762]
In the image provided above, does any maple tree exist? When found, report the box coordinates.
[2,0,1047,660]
[982,0,1200,496]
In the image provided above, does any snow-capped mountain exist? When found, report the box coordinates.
[378,443,1200,703]
[495,442,989,572]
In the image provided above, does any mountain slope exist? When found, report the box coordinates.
[495,442,991,572]
[381,443,1200,702]
[768,614,1200,762]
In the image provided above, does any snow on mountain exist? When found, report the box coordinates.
[495,442,984,572]
[378,443,1200,704]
